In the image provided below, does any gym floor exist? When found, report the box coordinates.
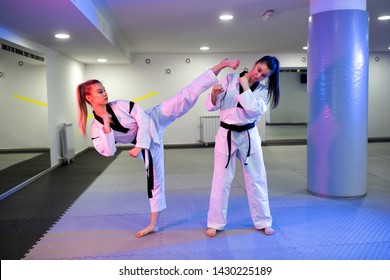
[1,140,388,260]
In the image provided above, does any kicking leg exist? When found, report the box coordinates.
[154,58,241,129]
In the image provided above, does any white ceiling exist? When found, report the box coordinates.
[0,0,389,64]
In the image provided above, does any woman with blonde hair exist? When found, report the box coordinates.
[76,58,240,238]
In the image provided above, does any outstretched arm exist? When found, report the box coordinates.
[211,58,240,76]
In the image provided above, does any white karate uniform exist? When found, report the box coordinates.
[205,73,273,230]
[91,69,218,212]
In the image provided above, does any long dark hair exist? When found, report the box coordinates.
[257,56,280,109]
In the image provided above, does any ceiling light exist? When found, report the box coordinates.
[97,58,107,63]
[219,14,233,21]
[378,15,390,21]
[200,46,210,51]
[303,46,308,50]
[262,10,274,21]
[55,33,70,39]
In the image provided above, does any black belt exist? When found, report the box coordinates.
[141,149,154,198]
[220,121,255,168]
[133,137,154,199]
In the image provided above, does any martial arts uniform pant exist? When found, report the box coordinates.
[207,147,273,230]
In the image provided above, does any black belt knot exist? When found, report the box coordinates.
[220,121,255,168]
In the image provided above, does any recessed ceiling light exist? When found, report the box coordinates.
[97,58,107,63]
[378,15,390,21]
[303,46,308,50]
[200,46,210,51]
[55,33,70,39]
[219,14,233,21]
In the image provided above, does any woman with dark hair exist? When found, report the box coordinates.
[205,56,280,237]
[76,58,240,238]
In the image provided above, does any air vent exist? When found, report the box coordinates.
[1,43,45,62]
[280,68,307,73]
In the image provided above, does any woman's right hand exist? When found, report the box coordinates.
[210,83,224,106]
[128,147,142,158]
[211,83,224,96]
[101,113,112,124]
[239,75,250,92]
[101,113,112,134]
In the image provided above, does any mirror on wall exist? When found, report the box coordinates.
[0,39,49,198]
[265,68,308,142]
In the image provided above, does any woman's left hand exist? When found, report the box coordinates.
[128,147,142,158]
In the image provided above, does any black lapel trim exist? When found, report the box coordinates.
[129,101,135,113]
[237,71,259,108]
[93,103,130,133]
[239,71,259,93]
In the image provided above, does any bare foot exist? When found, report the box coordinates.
[263,226,275,235]
[223,58,240,70]
[135,224,159,238]
[206,228,217,237]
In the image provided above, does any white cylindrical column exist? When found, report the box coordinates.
[307,0,368,198]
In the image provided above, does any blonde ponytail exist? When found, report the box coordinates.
[76,83,88,137]
[76,79,103,137]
